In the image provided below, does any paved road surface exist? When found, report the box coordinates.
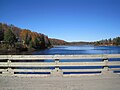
[0,74,120,90]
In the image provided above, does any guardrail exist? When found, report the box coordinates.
[0,54,120,77]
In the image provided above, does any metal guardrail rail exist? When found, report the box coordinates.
[0,54,120,77]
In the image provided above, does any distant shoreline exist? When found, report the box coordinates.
[53,44,120,47]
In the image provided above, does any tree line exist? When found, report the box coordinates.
[49,38,67,45]
[94,37,120,46]
[0,23,51,52]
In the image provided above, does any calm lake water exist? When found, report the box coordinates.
[33,45,120,55]
[18,45,120,74]
[31,45,120,74]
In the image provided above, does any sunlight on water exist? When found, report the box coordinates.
[33,45,120,55]
[62,45,94,50]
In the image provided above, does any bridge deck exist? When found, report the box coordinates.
[0,54,120,90]
[0,74,120,90]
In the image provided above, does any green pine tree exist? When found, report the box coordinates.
[4,28,16,46]
[0,25,4,41]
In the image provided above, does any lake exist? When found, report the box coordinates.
[18,45,120,74]
[32,45,120,74]
[32,45,120,55]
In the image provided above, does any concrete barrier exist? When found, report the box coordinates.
[0,54,120,77]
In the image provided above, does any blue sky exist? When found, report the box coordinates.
[0,0,120,42]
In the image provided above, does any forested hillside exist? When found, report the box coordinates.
[0,23,51,52]
[49,38,67,45]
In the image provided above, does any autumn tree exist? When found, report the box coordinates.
[44,36,51,47]
[20,30,31,47]
[39,34,45,48]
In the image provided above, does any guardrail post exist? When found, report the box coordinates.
[55,59,59,71]
[51,59,63,77]
[102,58,114,75]
[102,58,109,74]
[2,59,14,76]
